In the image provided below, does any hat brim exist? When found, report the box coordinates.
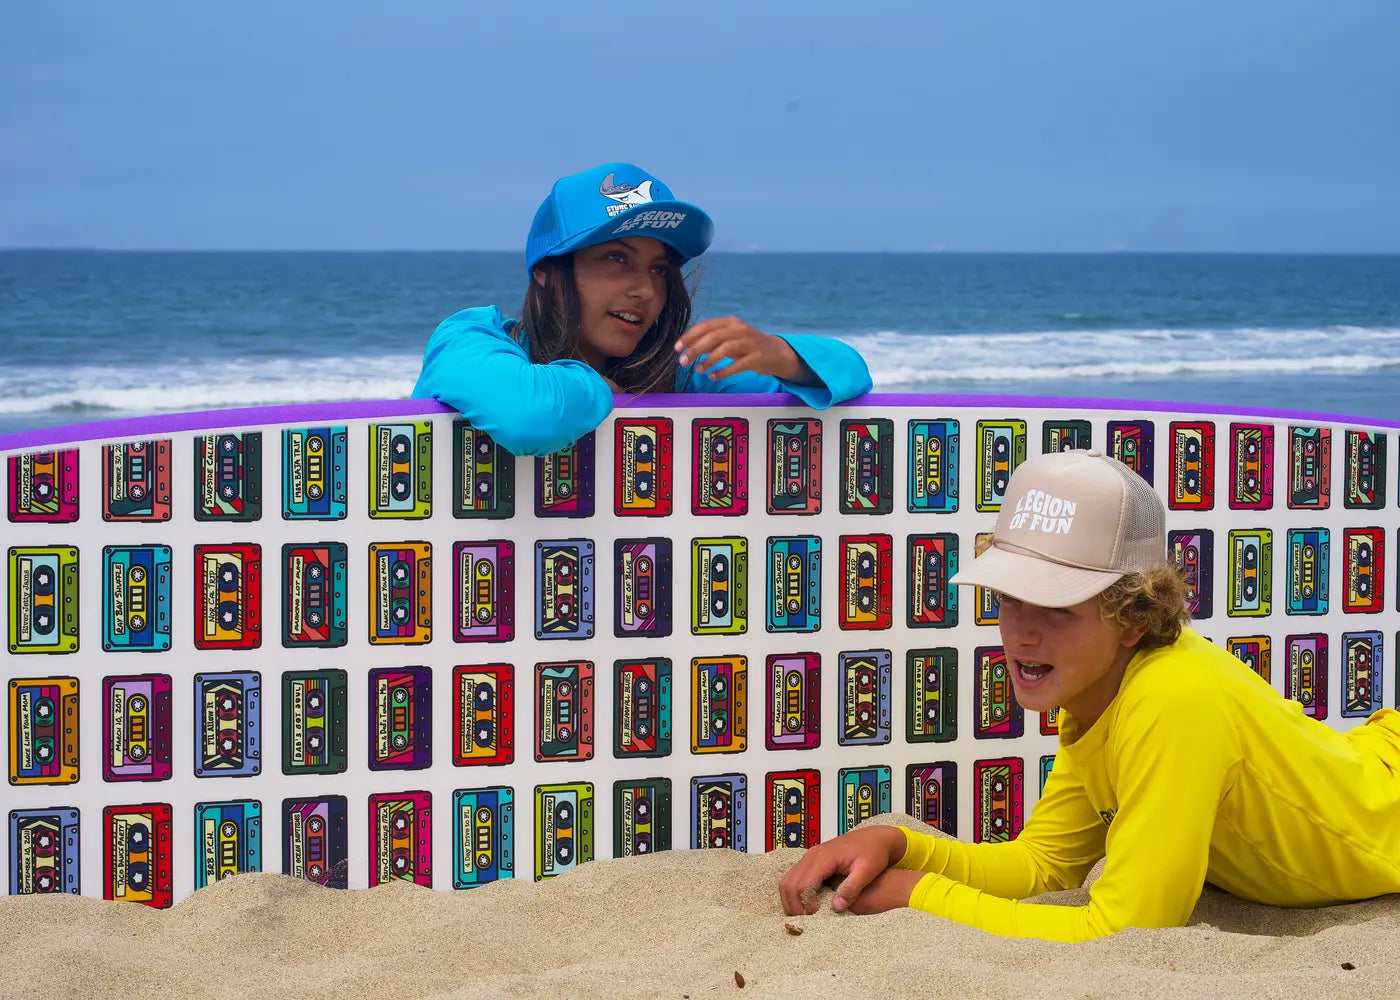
[949,544,1124,608]
[536,199,714,269]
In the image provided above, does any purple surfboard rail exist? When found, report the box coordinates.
[2,392,1399,453]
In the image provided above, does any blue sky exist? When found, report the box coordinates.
[2,0,1397,252]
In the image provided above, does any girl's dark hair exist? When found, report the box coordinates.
[517,249,696,395]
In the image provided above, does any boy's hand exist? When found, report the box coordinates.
[675,317,818,386]
[778,825,910,915]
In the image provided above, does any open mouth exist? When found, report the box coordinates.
[1014,660,1055,684]
[608,310,644,329]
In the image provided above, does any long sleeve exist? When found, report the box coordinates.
[676,332,872,407]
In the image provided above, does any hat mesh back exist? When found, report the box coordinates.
[1101,459,1167,570]
[530,196,562,253]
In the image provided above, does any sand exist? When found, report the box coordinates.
[3,814,1397,1000]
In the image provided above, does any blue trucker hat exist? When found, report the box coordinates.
[525,162,714,275]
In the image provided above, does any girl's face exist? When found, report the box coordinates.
[567,237,671,368]
[996,593,1144,729]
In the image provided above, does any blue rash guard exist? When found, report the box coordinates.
[411,306,874,456]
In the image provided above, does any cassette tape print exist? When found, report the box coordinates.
[614,658,671,759]
[1042,419,1091,454]
[9,807,79,894]
[908,534,958,628]
[691,417,748,516]
[1229,423,1274,510]
[8,677,79,785]
[1039,756,1056,794]
[840,417,894,514]
[838,650,891,746]
[102,440,172,521]
[615,417,674,516]
[281,543,347,648]
[369,791,432,887]
[1227,529,1272,617]
[535,661,595,763]
[368,541,432,645]
[453,420,515,519]
[1342,527,1385,614]
[368,421,432,519]
[1107,420,1154,484]
[194,543,261,650]
[906,649,958,743]
[103,545,172,652]
[281,426,347,520]
[283,795,348,888]
[614,538,672,638]
[691,656,748,754]
[1168,530,1214,619]
[974,647,1024,740]
[1284,529,1330,616]
[974,757,1024,844]
[766,535,821,634]
[614,777,672,857]
[907,418,959,512]
[975,419,1027,511]
[1227,636,1272,683]
[535,782,593,880]
[8,450,80,522]
[1342,632,1383,718]
[453,786,514,887]
[7,546,79,654]
[691,537,748,635]
[692,773,747,850]
[1040,706,1060,737]
[766,652,820,751]
[837,766,892,836]
[453,664,514,767]
[1288,426,1331,509]
[840,534,892,631]
[536,539,595,640]
[454,540,515,643]
[194,432,261,521]
[194,671,261,777]
[1343,429,1386,510]
[369,666,432,771]
[103,803,173,907]
[1168,421,1215,510]
[193,799,261,889]
[905,762,956,836]
[103,673,172,782]
[1285,634,1328,720]
[766,418,822,514]
[535,432,595,518]
[766,769,819,851]
[282,669,348,775]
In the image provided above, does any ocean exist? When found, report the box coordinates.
[2,250,1399,437]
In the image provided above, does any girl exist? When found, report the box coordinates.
[779,448,1400,942]
[412,162,872,455]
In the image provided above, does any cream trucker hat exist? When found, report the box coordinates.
[950,448,1167,607]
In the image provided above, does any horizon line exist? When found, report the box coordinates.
[4,246,1400,257]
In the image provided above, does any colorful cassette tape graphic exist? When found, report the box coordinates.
[103,673,172,782]
[1226,529,1272,617]
[535,661,595,762]
[1039,755,1056,794]
[9,807,79,895]
[840,534,892,630]
[975,419,1027,511]
[905,761,957,836]
[691,417,748,516]
[1285,633,1328,720]
[194,432,261,521]
[614,658,671,758]
[1042,419,1091,454]
[908,533,958,628]
[907,418,959,512]
[454,540,515,643]
[1168,421,1215,510]
[614,538,672,638]
[535,539,595,640]
[974,757,1024,844]
[614,777,672,857]
[102,440,172,521]
[283,795,348,888]
[194,671,261,777]
[1342,631,1383,718]
[692,773,747,850]
[534,782,593,880]
[103,545,172,652]
[766,535,821,633]
[1343,527,1384,613]
[766,652,820,750]
[8,449,79,522]
[369,666,432,771]
[837,766,892,836]
[1343,429,1386,510]
[281,426,347,520]
[691,536,748,635]
[766,418,822,514]
[194,543,262,650]
[281,669,348,775]
[838,650,891,746]
[281,542,347,647]
[907,648,957,743]
[765,769,819,850]
[1288,426,1331,509]
[535,432,595,518]
[453,420,515,519]
[1168,529,1214,620]
[1107,419,1154,485]
[8,677,79,785]
[7,546,79,654]
[193,799,261,889]
[453,663,514,767]
[1229,423,1274,510]
[453,786,514,887]
[691,656,748,754]
[974,647,1024,739]
[840,417,893,514]
[615,417,674,516]
[1040,705,1060,736]
[103,803,172,907]
[974,574,1001,626]
[369,790,432,887]
[1227,635,1272,683]
[368,421,432,519]
[1284,528,1329,616]
[368,541,432,645]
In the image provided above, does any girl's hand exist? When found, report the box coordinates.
[675,317,819,386]
[778,824,911,915]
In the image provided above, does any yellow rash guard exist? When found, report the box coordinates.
[895,628,1400,942]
